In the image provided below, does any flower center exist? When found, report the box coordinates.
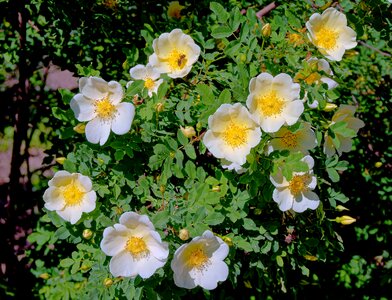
[63,182,84,206]
[314,27,339,50]
[256,91,285,117]
[95,97,117,120]
[144,78,155,90]
[223,122,248,148]
[167,49,187,71]
[125,237,149,259]
[304,72,322,85]
[289,174,311,196]
[280,130,298,149]
[184,245,209,269]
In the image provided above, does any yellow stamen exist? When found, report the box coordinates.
[125,237,149,259]
[256,91,285,117]
[288,174,311,196]
[223,122,249,148]
[95,97,116,120]
[183,244,209,269]
[314,27,339,50]
[63,182,84,206]
[280,130,299,149]
[166,49,187,71]
[144,78,155,90]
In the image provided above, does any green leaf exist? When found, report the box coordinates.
[126,80,144,97]
[276,255,284,267]
[327,168,340,182]
[211,26,233,39]
[184,144,197,159]
[210,2,230,23]
[60,258,74,268]
[205,211,225,225]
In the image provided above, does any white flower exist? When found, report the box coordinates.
[100,212,169,279]
[171,230,229,290]
[43,171,96,224]
[306,8,357,61]
[203,103,262,166]
[128,64,163,97]
[324,105,365,157]
[267,123,317,154]
[221,159,247,174]
[149,29,200,78]
[270,155,320,213]
[246,73,304,133]
[70,76,135,145]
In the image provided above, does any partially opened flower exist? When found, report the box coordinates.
[100,212,169,279]
[324,105,365,157]
[246,73,304,133]
[70,77,135,145]
[167,1,185,19]
[203,103,262,166]
[43,171,96,224]
[149,29,200,78]
[306,8,357,61]
[268,122,317,154]
[128,64,163,97]
[270,155,320,213]
[171,230,229,290]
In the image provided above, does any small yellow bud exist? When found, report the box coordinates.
[335,215,356,225]
[212,185,221,192]
[180,126,196,138]
[261,23,271,37]
[73,123,86,134]
[179,228,190,241]
[103,278,113,287]
[303,255,318,261]
[82,229,93,240]
[156,102,164,112]
[80,264,91,271]
[55,157,66,165]
[375,162,382,168]
[323,103,338,112]
[167,1,184,19]
[287,33,304,47]
[336,205,349,212]
[222,236,233,247]
[160,185,166,194]
[39,273,50,279]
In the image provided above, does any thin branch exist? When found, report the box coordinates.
[358,40,391,57]
[256,2,277,19]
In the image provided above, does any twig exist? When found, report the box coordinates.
[358,40,391,57]
[256,2,277,19]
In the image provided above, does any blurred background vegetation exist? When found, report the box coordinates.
[0,0,390,298]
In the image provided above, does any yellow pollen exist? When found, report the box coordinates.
[62,182,84,206]
[95,97,116,120]
[223,122,249,148]
[166,49,187,71]
[125,237,149,259]
[256,91,285,117]
[304,72,322,85]
[288,174,311,196]
[314,27,339,50]
[144,78,155,90]
[184,245,209,269]
[280,130,299,149]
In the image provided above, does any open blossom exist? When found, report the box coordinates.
[270,155,320,213]
[149,29,200,78]
[167,1,185,19]
[171,230,229,290]
[306,8,357,61]
[100,212,169,279]
[128,64,163,97]
[203,103,262,166]
[324,105,365,157]
[43,171,96,224]
[246,73,304,133]
[268,122,317,154]
[70,77,135,145]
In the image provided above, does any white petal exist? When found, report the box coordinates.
[107,81,124,105]
[81,77,108,100]
[109,251,138,278]
[301,155,314,169]
[70,94,96,122]
[101,225,129,256]
[119,212,155,230]
[191,260,228,290]
[273,188,294,211]
[111,103,135,135]
[85,118,111,145]
[80,191,96,213]
[138,255,166,279]
[293,191,320,212]
[260,116,285,133]
[321,77,338,90]
[283,101,304,125]
[129,64,147,80]
[48,171,71,187]
[308,175,317,189]
[76,173,92,191]
[57,206,83,224]
[43,187,65,210]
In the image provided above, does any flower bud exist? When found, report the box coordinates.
[222,236,233,247]
[39,273,50,279]
[335,215,356,225]
[179,228,190,241]
[323,103,338,112]
[167,1,184,19]
[375,162,382,168]
[80,264,91,271]
[73,123,86,134]
[180,126,196,138]
[55,157,66,165]
[261,23,271,37]
[212,185,221,192]
[336,205,349,212]
[156,102,164,112]
[82,229,93,240]
[103,278,113,287]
